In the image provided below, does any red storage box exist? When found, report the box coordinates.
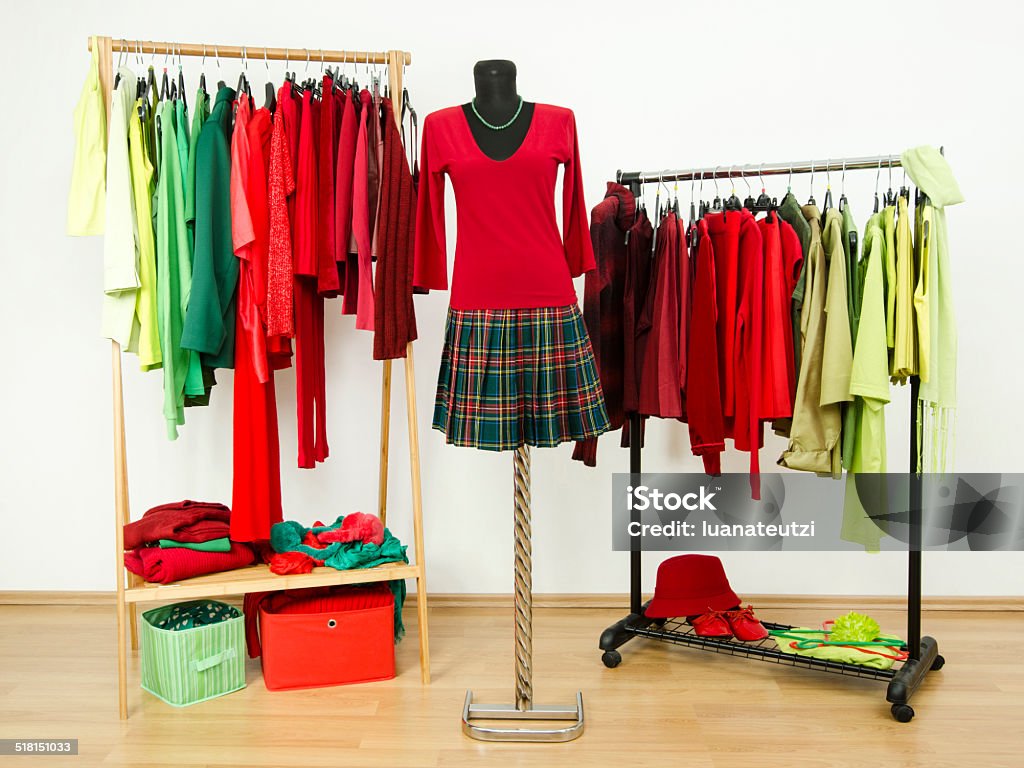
[258,584,396,690]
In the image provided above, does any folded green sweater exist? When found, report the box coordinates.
[158,537,231,552]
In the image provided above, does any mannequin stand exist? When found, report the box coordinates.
[462,445,585,742]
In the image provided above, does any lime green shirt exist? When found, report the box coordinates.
[849,213,891,472]
[129,101,161,370]
[68,37,106,236]
[891,196,917,382]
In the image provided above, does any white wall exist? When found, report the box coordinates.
[2,0,1022,597]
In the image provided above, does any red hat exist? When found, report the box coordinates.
[645,555,740,619]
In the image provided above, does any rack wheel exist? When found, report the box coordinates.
[602,650,622,668]
[891,703,915,723]
[931,654,945,671]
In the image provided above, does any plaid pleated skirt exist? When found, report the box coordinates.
[432,305,610,451]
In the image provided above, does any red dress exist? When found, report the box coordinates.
[317,75,341,296]
[293,91,328,468]
[414,104,595,309]
[230,99,283,541]
[353,89,375,330]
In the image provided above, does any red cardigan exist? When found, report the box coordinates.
[414,104,595,309]
[704,209,764,492]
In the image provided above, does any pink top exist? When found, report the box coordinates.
[414,103,595,310]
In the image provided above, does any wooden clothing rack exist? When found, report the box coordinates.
[88,35,430,720]
[599,154,944,723]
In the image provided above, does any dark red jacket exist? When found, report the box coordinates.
[373,98,419,360]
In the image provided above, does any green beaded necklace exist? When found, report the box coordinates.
[471,96,524,131]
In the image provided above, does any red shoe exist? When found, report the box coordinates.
[689,610,733,638]
[726,605,768,641]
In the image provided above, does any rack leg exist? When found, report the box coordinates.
[598,411,650,661]
[403,345,431,684]
[128,576,139,650]
[885,374,942,722]
[462,446,584,742]
[378,360,392,526]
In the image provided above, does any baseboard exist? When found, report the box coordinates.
[1,590,1021,612]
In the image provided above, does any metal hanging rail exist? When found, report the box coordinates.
[617,154,902,185]
[90,37,411,65]
[600,150,944,724]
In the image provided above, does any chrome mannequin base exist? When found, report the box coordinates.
[461,690,585,742]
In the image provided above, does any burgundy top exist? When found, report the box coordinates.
[414,103,595,309]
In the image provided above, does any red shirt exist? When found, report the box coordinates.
[414,103,595,309]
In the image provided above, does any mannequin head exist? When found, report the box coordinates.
[473,60,518,106]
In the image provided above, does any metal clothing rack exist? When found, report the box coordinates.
[87,36,430,720]
[599,153,945,723]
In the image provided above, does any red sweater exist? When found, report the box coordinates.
[414,104,595,309]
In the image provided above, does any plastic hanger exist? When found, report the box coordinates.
[711,168,724,213]
[176,45,187,110]
[885,156,895,207]
[236,46,252,100]
[873,158,881,213]
[199,44,208,97]
[750,164,776,217]
[263,48,276,112]
[725,166,743,211]
[822,160,833,213]
[807,160,817,206]
[113,41,124,88]
[838,159,848,212]
[215,45,226,92]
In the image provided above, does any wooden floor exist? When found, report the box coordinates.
[1,604,1022,767]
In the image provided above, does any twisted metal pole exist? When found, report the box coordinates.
[513,445,533,711]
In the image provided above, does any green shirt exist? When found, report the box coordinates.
[185,88,210,235]
[181,86,237,370]
[155,101,192,439]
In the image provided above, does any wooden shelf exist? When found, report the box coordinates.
[125,563,422,604]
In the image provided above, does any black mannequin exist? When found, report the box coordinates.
[461,60,535,161]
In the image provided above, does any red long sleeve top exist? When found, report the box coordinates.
[414,104,595,309]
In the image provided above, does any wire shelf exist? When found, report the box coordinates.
[627,618,899,682]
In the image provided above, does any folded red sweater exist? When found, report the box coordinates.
[123,501,231,550]
[124,542,254,584]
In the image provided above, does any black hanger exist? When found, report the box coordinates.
[265,81,277,112]
[724,171,743,211]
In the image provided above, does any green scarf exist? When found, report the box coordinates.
[270,516,408,639]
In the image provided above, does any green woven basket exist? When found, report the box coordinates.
[140,600,246,707]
